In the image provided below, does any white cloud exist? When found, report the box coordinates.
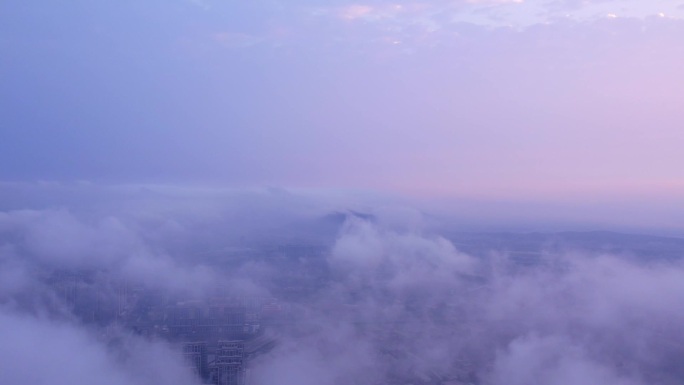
[0,311,200,385]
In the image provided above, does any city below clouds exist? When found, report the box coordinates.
[3,2,684,384]
[3,186,684,385]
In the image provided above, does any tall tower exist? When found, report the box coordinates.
[183,341,209,380]
[209,340,246,385]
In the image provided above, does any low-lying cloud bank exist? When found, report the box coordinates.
[0,311,200,385]
[251,218,684,385]
[1,186,684,385]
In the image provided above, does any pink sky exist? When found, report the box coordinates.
[2,1,684,227]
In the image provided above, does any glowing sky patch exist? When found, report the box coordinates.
[318,0,684,29]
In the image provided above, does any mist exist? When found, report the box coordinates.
[1,185,684,384]
[3,1,684,384]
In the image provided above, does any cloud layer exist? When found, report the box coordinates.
[2,186,684,384]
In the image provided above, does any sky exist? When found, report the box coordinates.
[2,0,684,230]
[4,4,684,383]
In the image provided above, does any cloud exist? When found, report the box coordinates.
[330,216,475,291]
[0,207,223,298]
[467,0,523,3]
[0,310,200,385]
[3,0,684,382]
[489,334,640,385]
[338,4,377,20]
[249,216,684,385]
[2,185,684,384]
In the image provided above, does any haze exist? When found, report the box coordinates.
[3,2,684,208]
[2,2,684,385]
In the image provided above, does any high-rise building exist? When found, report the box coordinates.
[183,341,208,380]
[209,340,246,385]
[166,302,247,340]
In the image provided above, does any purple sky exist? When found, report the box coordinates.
[2,0,684,228]
[4,4,684,382]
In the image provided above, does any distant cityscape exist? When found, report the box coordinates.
[50,272,290,385]
[39,230,684,385]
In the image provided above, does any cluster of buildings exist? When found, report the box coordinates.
[165,298,280,385]
[183,338,276,385]
[47,271,282,385]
